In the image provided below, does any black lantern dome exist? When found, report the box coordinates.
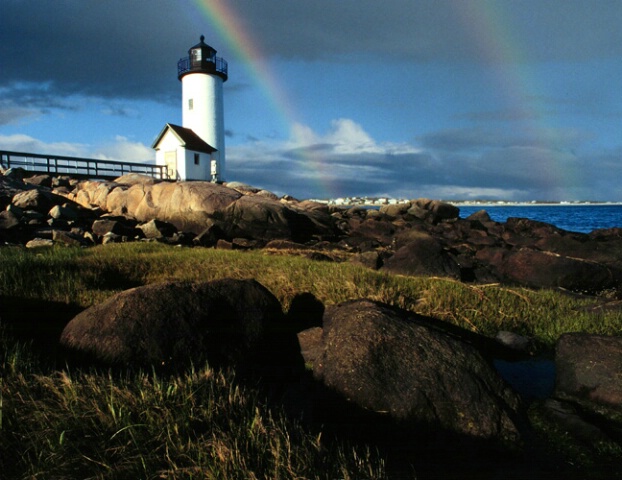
[177,35,228,81]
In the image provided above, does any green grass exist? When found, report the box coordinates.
[1,363,385,479]
[2,242,621,348]
[2,242,622,478]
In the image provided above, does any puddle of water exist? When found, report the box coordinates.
[494,358,556,400]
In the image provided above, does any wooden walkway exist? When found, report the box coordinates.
[0,150,170,181]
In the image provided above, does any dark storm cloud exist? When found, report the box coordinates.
[3,0,621,103]
[225,0,622,62]
[0,0,194,100]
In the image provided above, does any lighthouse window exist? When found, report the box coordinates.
[188,98,193,110]
[194,153,200,165]
[192,48,202,62]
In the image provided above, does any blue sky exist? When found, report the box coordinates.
[1,0,621,201]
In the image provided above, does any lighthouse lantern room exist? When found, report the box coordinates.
[153,36,228,182]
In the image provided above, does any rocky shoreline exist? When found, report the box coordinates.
[3,168,622,297]
[3,168,622,476]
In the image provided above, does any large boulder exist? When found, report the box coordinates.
[69,179,335,242]
[127,182,241,229]
[70,180,242,234]
[59,279,289,371]
[503,217,565,240]
[221,194,333,243]
[380,198,459,224]
[478,247,619,293]
[1,175,29,209]
[0,209,20,230]
[347,216,398,246]
[425,199,460,223]
[498,217,622,271]
[23,174,54,188]
[137,218,178,239]
[537,231,622,271]
[381,231,461,278]
[11,188,67,214]
[70,180,117,209]
[555,333,622,410]
[313,299,526,444]
[1,177,98,244]
[92,217,140,238]
[551,333,622,444]
[113,173,156,186]
[379,202,412,218]
[289,202,338,241]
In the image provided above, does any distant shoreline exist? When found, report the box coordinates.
[454,201,622,207]
[313,198,622,208]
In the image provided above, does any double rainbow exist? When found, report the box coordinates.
[189,0,575,199]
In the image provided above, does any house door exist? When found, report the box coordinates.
[164,151,177,180]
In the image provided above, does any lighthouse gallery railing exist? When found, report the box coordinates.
[177,56,228,78]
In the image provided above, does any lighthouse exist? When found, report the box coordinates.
[153,36,228,182]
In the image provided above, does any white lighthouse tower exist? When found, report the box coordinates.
[153,36,228,182]
[179,36,227,182]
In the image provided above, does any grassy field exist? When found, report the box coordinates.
[2,242,622,478]
[2,242,621,346]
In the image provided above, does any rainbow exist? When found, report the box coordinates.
[451,0,577,197]
[188,0,337,198]
[189,0,288,119]
[188,1,576,200]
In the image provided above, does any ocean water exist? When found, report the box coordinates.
[458,204,622,234]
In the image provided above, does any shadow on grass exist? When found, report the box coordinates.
[1,296,83,365]
[4,292,619,480]
[80,265,146,292]
[284,376,523,480]
[279,372,622,480]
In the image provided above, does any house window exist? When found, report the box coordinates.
[188,98,194,110]
[194,153,200,165]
